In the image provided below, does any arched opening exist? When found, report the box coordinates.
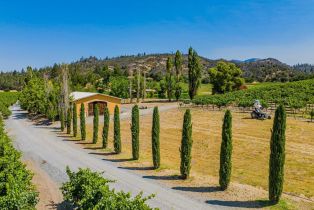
[88,101,107,116]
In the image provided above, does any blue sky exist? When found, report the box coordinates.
[1,0,314,71]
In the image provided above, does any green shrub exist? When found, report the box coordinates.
[219,109,233,190]
[269,105,286,203]
[61,167,155,210]
[80,104,86,140]
[180,109,193,179]
[152,107,160,169]
[93,104,99,144]
[0,116,39,209]
[114,105,121,153]
[131,105,140,160]
[102,107,110,148]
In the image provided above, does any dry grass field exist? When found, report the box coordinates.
[81,106,314,209]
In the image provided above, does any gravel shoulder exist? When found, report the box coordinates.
[5,105,221,210]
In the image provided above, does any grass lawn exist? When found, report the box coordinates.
[81,107,314,209]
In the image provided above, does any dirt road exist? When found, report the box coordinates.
[5,105,221,210]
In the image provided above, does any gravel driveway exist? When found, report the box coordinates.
[5,105,222,210]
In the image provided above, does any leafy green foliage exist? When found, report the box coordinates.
[0,116,39,209]
[73,104,78,137]
[114,105,121,153]
[180,109,193,179]
[152,107,160,169]
[19,76,60,120]
[188,47,202,100]
[0,92,18,118]
[269,105,286,203]
[93,104,99,144]
[102,107,110,148]
[209,61,244,94]
[219,110,233,190]
[110,76,129,99]
[80,103,86,140]
[131,105,140,160]
[61,167,156,210]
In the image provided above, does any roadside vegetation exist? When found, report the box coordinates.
[0,92,19,118]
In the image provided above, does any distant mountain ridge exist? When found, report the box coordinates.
[71,54,310,82]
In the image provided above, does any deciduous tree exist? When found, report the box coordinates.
[188,47,202,100]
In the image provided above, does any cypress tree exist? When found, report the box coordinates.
[66,106,72,134]
[180,109,193,179]
[131,105,140,160]
[80,103,86,140]
[152,106,160,169]
[73,103,77,137]
[93,104,99,144]
[269,105,286,203]
[219,109,233,190]
[60,109,65,132]
[114,105,121,153]
[102,107,110,148]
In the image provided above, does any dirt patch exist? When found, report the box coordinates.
[24,160,64,210]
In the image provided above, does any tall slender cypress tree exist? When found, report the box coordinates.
[152,106,160,169]
[102,107,109,148]
[60,108,65,132]
[180,109,193,179]
[66,106,72,134]
[131,105,140,160]
[269,105,286,203]
[114,105,121,153]
[73,103,77,137]
[219,109,233,190]
[80,103,86,140]
[92,104,99,144]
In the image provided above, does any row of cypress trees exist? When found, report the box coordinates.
[63,103,287,204]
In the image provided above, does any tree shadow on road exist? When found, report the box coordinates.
[118,166,154,171]
[102,158,133,163]
[84,146,104,150]
[205,199,272,208]
[89,151,116,156]
[143,175,181,180]
[172,186,221,193]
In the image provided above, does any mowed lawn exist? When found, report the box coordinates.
[85,107,314,199]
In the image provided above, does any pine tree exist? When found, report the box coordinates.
[219,109,233,190]
[188,47,202,100]
[93,104,99,144]
[80,103,86,140]
[66,106,72,134]
[269,105,286,203]
[114,105,121,153]
[131,105,140,160]
[180,109,193,179]
[102,107,110,148]
[60,108,65,132]
[73,103,77,137]
[152,106,160,169]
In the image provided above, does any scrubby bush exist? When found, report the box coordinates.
[61,167,155,210]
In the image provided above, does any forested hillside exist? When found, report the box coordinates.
[1,53,313,91]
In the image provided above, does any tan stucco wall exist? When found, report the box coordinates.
[73,94,121,117]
